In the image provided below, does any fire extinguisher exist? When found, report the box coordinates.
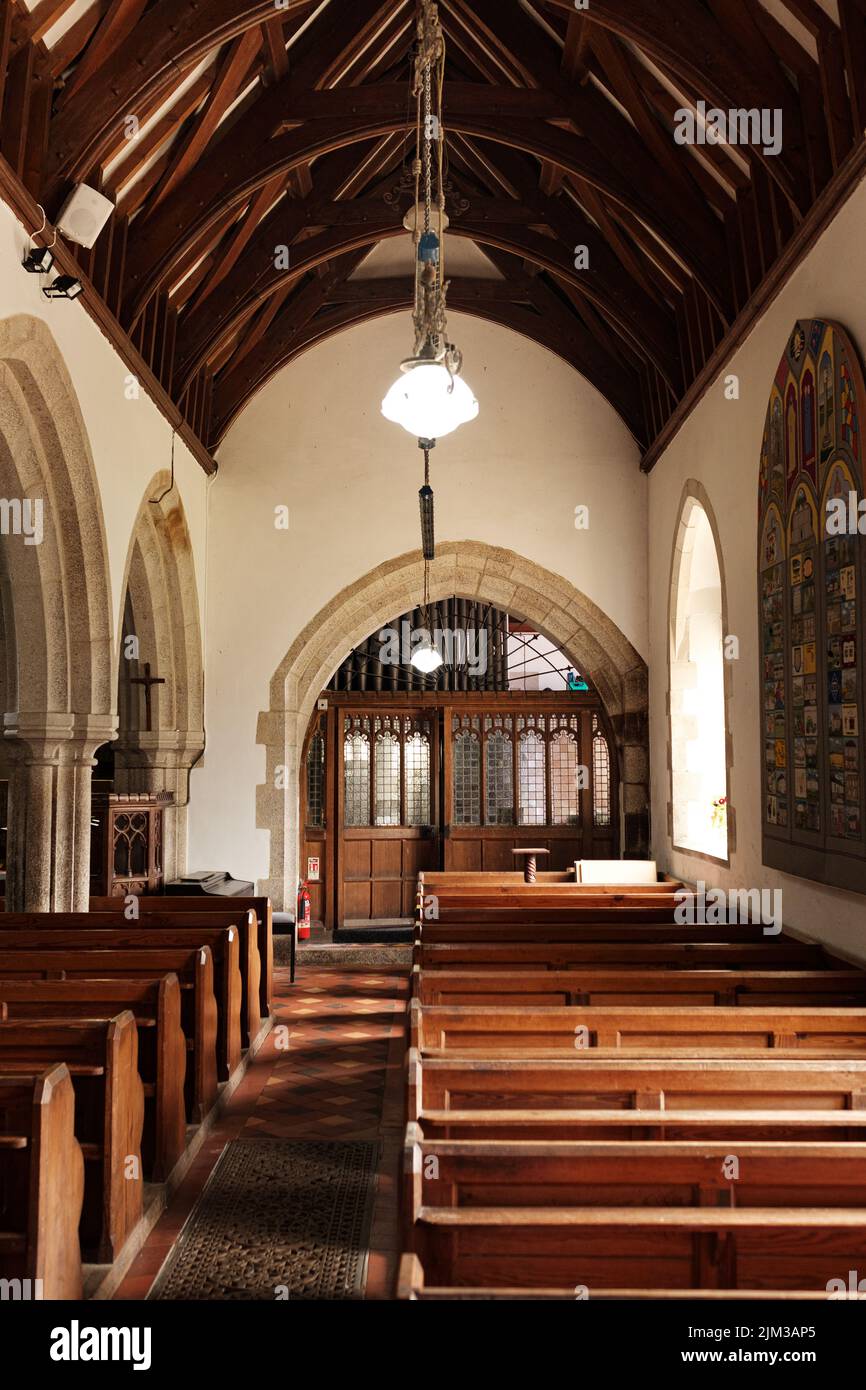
[297,880,311,941]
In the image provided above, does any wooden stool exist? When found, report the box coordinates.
[511,847,550,884]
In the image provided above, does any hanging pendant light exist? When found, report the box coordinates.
[410,557,444,673]
[381,1,478,445]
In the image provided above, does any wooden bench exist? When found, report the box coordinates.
[0,947,218,1124]
[404,1131,866,1290]
[413,941,830,971]
[406,1203,866,1291]
[0,1013,143,1262]
[0,1065,84,1299]
[427,905,691,924]
[413,966,866,1008]
[409,1050,866,1143]
[395,1252,836,1300]
[411,1001,866,1056]
[419,872,682,890]
[5,909,258,1049]
[0,977,186,1181]
[418,921,777,944]
[90,894,274,1018]
[0,924,242,1080]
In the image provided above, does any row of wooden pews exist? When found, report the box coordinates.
[0,894,273,1299]
[399,869,866,1300]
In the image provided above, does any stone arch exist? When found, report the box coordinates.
[667,479,734,865]
[113,471,205,881]
[0,314,114,908]
[257,541,648,908]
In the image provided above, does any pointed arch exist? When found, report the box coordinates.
[256,541,648,908]
[114,472,205,880]
[0,314,114,908]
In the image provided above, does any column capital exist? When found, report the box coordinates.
[5,712,117,765]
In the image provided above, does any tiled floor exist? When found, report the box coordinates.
[113,963,409,1301]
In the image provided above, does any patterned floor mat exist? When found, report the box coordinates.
[149,1139,377,1300]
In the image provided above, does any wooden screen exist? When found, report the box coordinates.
[443,702,618,873]
[337,710,439,923]
[302,692,619,927]
[759,319,866,894]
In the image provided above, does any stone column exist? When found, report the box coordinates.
[113,730,205,884]
[4,714,116,911]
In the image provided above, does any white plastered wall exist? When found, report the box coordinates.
[189,310,647,886]
[649,173,866,964]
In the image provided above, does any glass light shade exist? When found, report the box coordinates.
[381,361,478,440]
[410,642,444,674]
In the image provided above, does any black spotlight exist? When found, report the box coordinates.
[22,245,55,275]
[43,275,84,300]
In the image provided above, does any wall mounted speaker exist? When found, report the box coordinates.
[56,185,114,249]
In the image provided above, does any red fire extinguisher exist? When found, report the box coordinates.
[297,880,311,940]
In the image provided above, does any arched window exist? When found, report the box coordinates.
[404,725,432,827]
[550,724,580,825]
[592,713,612,829]
[670,494,728,859]
[485,716,514,825]
[453,718,481,825]
[306,726,326,828]
[518,718,546,825]
[759,319,866,892]
[374,721,401,826]
[343,716,371,827]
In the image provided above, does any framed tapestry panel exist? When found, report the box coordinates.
[759,318,866,892]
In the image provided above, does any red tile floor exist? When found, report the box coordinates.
[113,963,409,1300]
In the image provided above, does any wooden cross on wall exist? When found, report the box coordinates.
[128,662,166,732]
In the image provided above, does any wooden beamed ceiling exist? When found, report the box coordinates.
[1,0,865,465]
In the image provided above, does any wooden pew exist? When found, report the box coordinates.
[413,966,866,1008]
[5,909,259,1051]
[419,872,682,889]
[0,924,242,1081]
[411,1001,866,1056]
[418,921,776,944]
[0,977,186,1181]
[0,1014,143,1262]
[413,941,830,971]
[407,1204,866,1292]
[429,905,690,924]
[409,1049,866,1142]
[396,1253,838,1300]
[404,1131,866,1289]
[0,1065,84,1299]
[0,947,217,1124]
[90,894,274,1019]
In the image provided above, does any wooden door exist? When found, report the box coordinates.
[337,709,440,924]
